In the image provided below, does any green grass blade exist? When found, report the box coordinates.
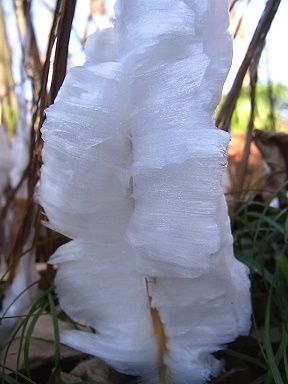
[47,292,62,384]
[225,348,266,369]
[276,253,288,284]
[0,281,39,324]
[15,290,51,376]
[0,374,18,384]
[283,348,288,382]
[0,365,37,384]
[23,307,45,376]
[284,215,288,243]
[1,289,52,381]
[252,311,268,366]
[236,253,274,284]
[251,374,266,384]
[248,212,285,235]
[263,290,284,384]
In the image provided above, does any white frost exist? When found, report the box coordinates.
[39,1,251,383]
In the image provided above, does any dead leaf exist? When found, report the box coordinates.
[61,358,110,384]
[254,129,288,204]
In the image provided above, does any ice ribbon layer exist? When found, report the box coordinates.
[39,1,251,383]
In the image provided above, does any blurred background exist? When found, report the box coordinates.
[0,1,288,383]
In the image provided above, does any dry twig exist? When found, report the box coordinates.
[217,0,282,131]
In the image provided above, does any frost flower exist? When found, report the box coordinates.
[39,1,251,383]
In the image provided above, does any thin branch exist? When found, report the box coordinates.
[49,0,77,104]
[233,0,251,39]
[0,167,29,228]
[5,0,71,286]
[217,0,282,131]
[265,50,276,131]
[230,0,242,12]
[32,0,62,129]
[236,56,259,198]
